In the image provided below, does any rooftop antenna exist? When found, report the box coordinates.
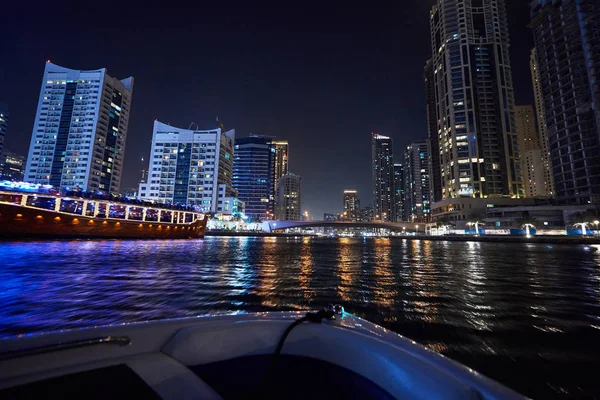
[188,122,199,130]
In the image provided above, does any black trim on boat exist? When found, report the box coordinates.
[0,336,131,361]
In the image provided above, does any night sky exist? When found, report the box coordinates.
[1,1,533,218]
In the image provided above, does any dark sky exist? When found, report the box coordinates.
[0,1,533,218]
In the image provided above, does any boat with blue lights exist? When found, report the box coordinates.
[0,181,207,239]
[0,308,524,399]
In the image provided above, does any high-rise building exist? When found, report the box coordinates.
[430,0,522,199]
[233,136,276,220]
[275,173,301,221]
[25,62,133,194]
[404,140,432,222]
[271,140,289,191]
[530,48,554,197]
[0,151,26,182]
[394,164,405,221]
[515,105,548,198]
[424,60,441,204]
[372,133,396,222]
[530,0,600,204]
[0,102,8,156]
[342,190,360,221]
[138,120,240,215]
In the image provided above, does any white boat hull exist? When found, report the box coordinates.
[0,311,524,399]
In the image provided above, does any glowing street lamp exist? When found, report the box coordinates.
[467,221,482,236]
[595,220,599,236]
[522,223,535,239]
[415,225,419,235]
[574,222,589,237]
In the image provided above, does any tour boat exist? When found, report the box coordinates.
[0,186,207,240]
[0,309,524,399]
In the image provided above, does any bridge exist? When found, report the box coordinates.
[263,220,424,233]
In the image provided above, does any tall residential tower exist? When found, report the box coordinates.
[233,136,276,220]
[530,0,600,204]
[138,121,240,215]
[430,0,522,199]
[25,62,133,194]
[404,141,432,222]
[371,133,396,222]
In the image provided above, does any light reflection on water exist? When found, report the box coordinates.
[1,237,600,397]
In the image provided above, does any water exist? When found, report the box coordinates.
[1,237,599,398]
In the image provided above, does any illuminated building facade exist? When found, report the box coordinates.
[0,151,26,182]
[372,133,396,222]
[24,62,133,194]
[515,105,548,198]
[530,0,600,204]
[530,48,554,197]
[0,102,7,156]
[138,120,239,214]
[233,136,276,220]
[394,164,406,221]
[404,140,432,222]
[271,140,289,192]
[430,0,522,200]
[275,173,301,220]
[342,190,360,221]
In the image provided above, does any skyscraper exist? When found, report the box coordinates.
[430,0,522,200]
[342,190,360,221]
[515,105,548,198]
[530,0,600,204]
[275,173,301,221]
[25,62,133,194]
[530,48,554,197]
[424,60,441,204]
[394,164,405,221]
[371,133,396,222]
[0,102,8,156]
[233,136,276,220]
[404,141,432,222]
[271,140,289,191]
[138,121,240,214]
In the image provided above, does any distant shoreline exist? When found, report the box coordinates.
[206,231,600,245]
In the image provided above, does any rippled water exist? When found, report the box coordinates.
[1,237,600,398]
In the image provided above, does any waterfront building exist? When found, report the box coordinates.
[394,164,405,221]
[530,48,554,197]
[138,120,239,215]
[275,173,301,221]
[24,62,133,194]
[424,60,441,204]
[0,102,8,156]
[432,197,535,228]
[404,140,432,222]
[372,133,396,222]
[0,151,26,181]
[232,135,276,220]
[271,140,289,192]
[342,190,360,221]
[429,0,522,199]
[485,203,598,232]
[530,0,600,205]
[515,105,548,198]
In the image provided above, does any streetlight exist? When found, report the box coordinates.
[522,223,535,239]
[574,222,589,237]
[594,220,599,236]
[415,225,419,235]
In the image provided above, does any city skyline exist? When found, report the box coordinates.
[1,2,535,217]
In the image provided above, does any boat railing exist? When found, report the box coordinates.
[0,191,204,224]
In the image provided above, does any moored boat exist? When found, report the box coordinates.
[0,309,524,399]
[0,189,207,240]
